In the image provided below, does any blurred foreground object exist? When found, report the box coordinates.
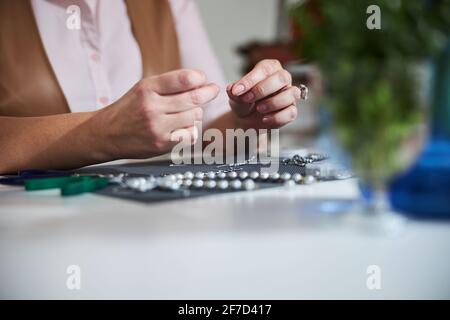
[290,0,450,218]
[389,41,450,218]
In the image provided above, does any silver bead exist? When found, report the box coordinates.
[249,171,259,180]
[280,172,291,181]
[216,172,227,179]
[230,179,242,190]
[238,171,249,179]
[192,179,204,188]
[206,171,216,180]
[204,180,216,189]
[269,172,280,181]
[292,173,303,183]
[227,171,238,179]
[304,175,316,185]
[194,172,205,180]
[259,172,270,180]
[183,171,194,180]
[217,180,229,190]
[174,173,183,180]
[243,179,255,190]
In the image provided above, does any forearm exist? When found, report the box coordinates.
[0,111,112,174]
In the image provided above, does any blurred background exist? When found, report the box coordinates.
[196,0,450,217]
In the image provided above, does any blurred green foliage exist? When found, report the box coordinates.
[290,0,450,187]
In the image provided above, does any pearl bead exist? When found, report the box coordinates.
[292,173,303,183]
[260,172,270,180]
[227,171,238,179]
[238,171,249,179]
[205,180,217,189]
[230,179,242,190]
[183,171,194,180]
[304,175,316,185]
[243,179,255,190]
[280,172,291,181]
[217,172,227,179]
[192,179,204,188]
[217,180,229,190]
[194,172,205,180]
[206,171,216,179]
[249,171,259,179]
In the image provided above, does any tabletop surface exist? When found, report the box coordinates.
[1,163,450,299]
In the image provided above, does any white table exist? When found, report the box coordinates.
[1,172,449,299]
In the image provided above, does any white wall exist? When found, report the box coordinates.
[195,0,278,82]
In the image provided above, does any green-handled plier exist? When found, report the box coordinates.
[24,176,109,196]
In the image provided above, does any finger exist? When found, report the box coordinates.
[170,126,198,145]
[256,86,301,114]
[241,69,292,103]
[231,59,282,96]
[145,69,207,95]
[261,104,297,129]
[166,107,203,131]
[226,84,255,117]
[164,83,219,113]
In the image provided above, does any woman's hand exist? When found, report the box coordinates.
[227,59,302,129]
[99,69,219,159]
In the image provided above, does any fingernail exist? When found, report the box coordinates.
[226,83,232,91]
[257,104,267,113]
[243,91,254,103]
[232,84,245,96]
[262,116,270,123]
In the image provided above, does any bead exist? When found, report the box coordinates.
[183,171,194,180]
[182,179,192,187]
[158,176,177,189]
[243,179,255,190]
[304,175,316,185]
[260,172,270,180]
[280,172,291,181]
[174,173,183,180]
[217,180,229,190]
[312,169,321,177]
[227,171,238,179]
[284,180,296,188]
[192,179,204,188]
[238,171,249,179]
[206,171,216,179]
[204,180,217,189]
[194,172,205,180]
[216,172,227,179]
[230,179,242,190]
[249,171,259,179]
[269,172,280,181]
[292,173,303,183]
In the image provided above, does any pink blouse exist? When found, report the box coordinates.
[31,0,230,127]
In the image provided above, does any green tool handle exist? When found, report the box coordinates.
[61,177,109,196]
[24,176,109,196]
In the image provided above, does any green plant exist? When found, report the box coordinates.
[290,0,449,188]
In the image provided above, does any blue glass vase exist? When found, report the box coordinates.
[389,41,450,218]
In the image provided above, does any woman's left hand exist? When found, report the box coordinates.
[227,59,302,129]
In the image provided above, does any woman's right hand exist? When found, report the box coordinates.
[98,69,219,159]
